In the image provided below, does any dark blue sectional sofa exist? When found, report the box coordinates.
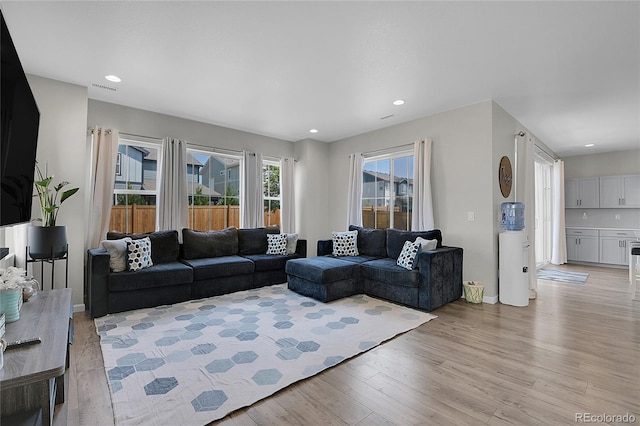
[86,227,306,318]
[286,226,463,311]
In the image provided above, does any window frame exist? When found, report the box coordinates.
[362,149,414,230]
[113,138,160,200]
[262,158,281,228]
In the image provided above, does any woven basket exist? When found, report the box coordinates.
[463,281,484,304]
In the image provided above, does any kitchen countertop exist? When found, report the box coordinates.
[566,227,640,231]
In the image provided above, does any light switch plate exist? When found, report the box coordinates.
[467,211,475,221]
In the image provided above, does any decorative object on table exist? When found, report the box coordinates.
[95,283,437,425]
[463,281,484,303]
[499,155,513,198]
[28,163,79,260]
[0,266,35,322]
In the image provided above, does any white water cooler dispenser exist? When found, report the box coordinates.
[499,202,530,306]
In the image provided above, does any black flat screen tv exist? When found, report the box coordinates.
[1,10,40,227]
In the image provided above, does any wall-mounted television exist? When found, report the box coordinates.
[1,9,40,227]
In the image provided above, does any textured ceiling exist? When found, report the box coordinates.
[1,1,638,157]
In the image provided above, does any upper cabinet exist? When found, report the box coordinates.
[565,177,599,208]
[599,175,640,208]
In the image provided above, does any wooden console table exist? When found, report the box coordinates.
[0,289,72,425]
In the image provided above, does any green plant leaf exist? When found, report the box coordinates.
[35,177,52,187]
[60,188,79,203]
[54,181,70,192]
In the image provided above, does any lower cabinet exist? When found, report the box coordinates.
[566,229,599,263]
[599,230,638,265]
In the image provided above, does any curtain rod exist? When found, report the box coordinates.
[361,142,414,159]
[534,144,558,161]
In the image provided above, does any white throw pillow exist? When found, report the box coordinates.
[285,233,299,255]
[332,230,359,256]
[102,237,132,272]
[415,236,438,252]
[397,240,421,270]
[266,234,288,255]
[126,237,153,272]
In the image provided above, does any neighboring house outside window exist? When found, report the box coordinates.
[111,139,160,233]
[362,152,414,230]
[263,159,281,228]
[187,149,242,231]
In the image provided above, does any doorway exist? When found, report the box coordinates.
[534,155,553,267]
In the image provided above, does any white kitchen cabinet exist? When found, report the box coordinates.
[565,177,599,208]
[599,229,639,265]
[599,175,640,208]
[566,228,599,263]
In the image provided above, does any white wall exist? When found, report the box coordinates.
[294,139,330,257]
[326,100,507,298]
[25,75,88,307]
[88,100,295,160]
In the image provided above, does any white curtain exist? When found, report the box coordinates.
[280,157,295,233]
[346,153,363,227]
[519,133,537,294]
[86,127,119,249]
[411,139,435,231]
[156,137,189,234]
[241,151,264,228]
[551,160,567,264]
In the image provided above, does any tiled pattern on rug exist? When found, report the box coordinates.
[96,284,436,425]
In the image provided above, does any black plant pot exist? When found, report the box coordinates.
[28,225,68,260]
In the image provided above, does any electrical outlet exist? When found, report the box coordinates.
[467,211,475,221]
[615,214,621,220]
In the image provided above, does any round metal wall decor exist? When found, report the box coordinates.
[499,155,513,198]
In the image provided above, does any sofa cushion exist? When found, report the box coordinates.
[329,255,380,264]
[286,257,360,284]
[332,230,359,256]
[182,227,239,259]
[107,230,180,264]
[126,237,153,271]
[109,261,193,292]
[182,255,254,280]
[243,253,300,272]
[266,234,288,255]
[349,225,387,258]
[396,240,421,270]
[102,237,131,272]
[360,258,420,287]
[386,228,443,259]
[237,227,279,255]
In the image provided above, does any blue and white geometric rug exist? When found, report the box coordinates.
[537,268,589,284]
[95,284,436,425]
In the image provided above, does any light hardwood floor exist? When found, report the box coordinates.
[57,264,639,425]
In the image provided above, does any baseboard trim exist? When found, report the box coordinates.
[483,295,498,304]
[73,303,85,313]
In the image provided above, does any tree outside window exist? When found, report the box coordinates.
[263,161,281,228]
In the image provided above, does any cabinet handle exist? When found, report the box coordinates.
[622,198,625,205]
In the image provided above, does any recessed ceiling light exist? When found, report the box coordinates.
[585,144,595,147]
[309,129,318,134]
[105,75,121,83]
[392,99,405,106]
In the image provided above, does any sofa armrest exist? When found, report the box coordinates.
[416,246,464,310]
[295,239,307,258]
[87,248,111,318]
[317,239,333,256]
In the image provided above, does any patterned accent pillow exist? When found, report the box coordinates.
[332,230,359,256]
[126,237,153,271]
[396,240,421,270]
[266,234,288,255]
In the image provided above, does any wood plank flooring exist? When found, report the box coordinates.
[58,264,639,425]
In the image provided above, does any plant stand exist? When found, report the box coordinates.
[25,244,68,290]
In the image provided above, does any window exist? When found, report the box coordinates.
[362,152,413,230]
[263,160,281,228]
[186,149,241,231]
[111,139,160,233]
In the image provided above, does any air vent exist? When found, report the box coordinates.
[380,114,394,120]
[91,83,117,92]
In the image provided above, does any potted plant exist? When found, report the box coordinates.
[28,164,79,260]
